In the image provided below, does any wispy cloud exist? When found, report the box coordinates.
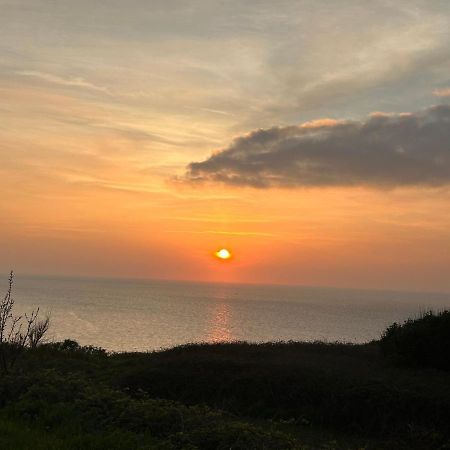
[15,70,110,94]
[199,108,233,116]
[165,230,275,237]
[433,88,450,97]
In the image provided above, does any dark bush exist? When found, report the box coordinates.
[111,341,450,443]
[43,339,107,357]
[0,370,296,449]
[380,310,450,370]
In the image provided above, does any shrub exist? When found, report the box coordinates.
[0,370,296,449]
[379,310,450,370]
[43,339,107,357]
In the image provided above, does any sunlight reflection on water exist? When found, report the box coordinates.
[207,299,232,343]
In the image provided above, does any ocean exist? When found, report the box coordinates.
[5,275,450,352]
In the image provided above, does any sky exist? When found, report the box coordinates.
[1,0,450,291]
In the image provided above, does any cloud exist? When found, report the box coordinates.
[184,105,450,188]
[433,88,450,97]
[16,70,109,93]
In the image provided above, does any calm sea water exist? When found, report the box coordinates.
[5,275,450,352]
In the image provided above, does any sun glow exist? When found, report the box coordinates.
[215,248,232,260]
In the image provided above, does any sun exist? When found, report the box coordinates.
[215,248,232,260]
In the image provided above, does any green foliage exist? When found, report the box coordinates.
[380,310,450,370]
[108,341,450,447]
[0,368,297,449]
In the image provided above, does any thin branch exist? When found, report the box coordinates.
[0,272,51,374]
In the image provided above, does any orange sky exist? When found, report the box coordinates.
[1,1,450,291]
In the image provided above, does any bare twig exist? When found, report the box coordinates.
[0,272,51,374]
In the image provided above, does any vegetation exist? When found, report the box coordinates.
[1,339,448,449]
[1,275,449,449]
[380,310,450,370]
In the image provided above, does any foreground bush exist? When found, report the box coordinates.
[380,310,450,370]
[0,370,297,450]
[110,341,450,447]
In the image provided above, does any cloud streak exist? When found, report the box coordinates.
[16,70,109,93]
[184,105,450,188]
[433,88,450,98]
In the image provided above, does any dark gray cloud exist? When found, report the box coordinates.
[185,105,450,188]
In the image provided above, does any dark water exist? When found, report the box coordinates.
[5,275,450,352]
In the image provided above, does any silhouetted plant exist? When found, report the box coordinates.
[42,339,107,359]
[380,310,450,370]
[0,271,50,374]
[28,314,50,349]
[58,339,81,352]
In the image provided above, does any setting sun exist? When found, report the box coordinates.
[215,248,232,260]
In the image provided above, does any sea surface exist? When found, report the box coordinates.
[5,275,450,352]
